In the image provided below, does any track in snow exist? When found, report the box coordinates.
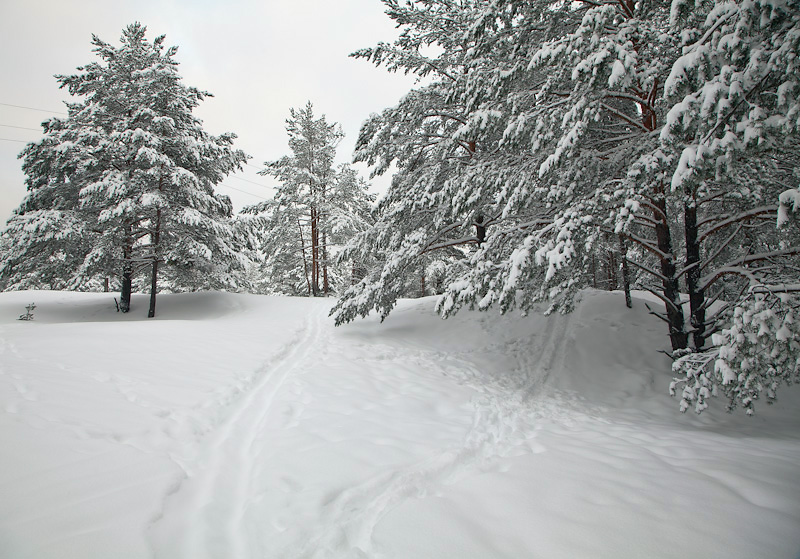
[149,306,326,559]
[277,309,582,558]
[147,303,582,559]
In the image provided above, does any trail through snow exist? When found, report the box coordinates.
[1,290,799,559]
[150,305,328,558]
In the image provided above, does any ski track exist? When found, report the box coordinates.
[281,309,583,558]
[149,306,326,559]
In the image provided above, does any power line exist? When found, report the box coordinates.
[0,124,42,132]
[0,138,28,143]
[230,174,273,189]
[217,182,270,201]
[0,102,66,115]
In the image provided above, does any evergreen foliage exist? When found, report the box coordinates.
[1,23,247,316]
[333,0,800,413]
[242,103,375,296]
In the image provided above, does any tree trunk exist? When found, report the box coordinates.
[475,214,486,245]
[654,187,687,351]
[297,217,312,296]
[119,223,133,313]
[619,235,632,309]
[322,230,329,295]
[120,267,132,313]
[420,268,426,298]
[148,258,159,318]
[684,202,705,349]
[608,250,618,291]
[310,206,319,296]
[148,208,162,319]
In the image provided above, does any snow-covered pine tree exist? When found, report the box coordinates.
[240,198,313,296]
[242,103,374,296]
[431,0,695,346]
[335,0,799,413]
[333,0,503,324]
[324,164,377,291]
[2,107,106,291]
[1,23,248,316]
[664,0,800,412]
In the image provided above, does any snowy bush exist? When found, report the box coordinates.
[672,290,800,415]
[17,303,36,321]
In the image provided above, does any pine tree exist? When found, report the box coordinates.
[333,0,800,412]
[1,23,248,316]
[243,103,374,296]
[333,0,495,324]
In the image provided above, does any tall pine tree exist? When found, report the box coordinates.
[243,103,374,296]
[1,23,247,316]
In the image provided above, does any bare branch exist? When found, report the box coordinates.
[600,102,649,132]
[698,205,777,242]
[623,257,668,283]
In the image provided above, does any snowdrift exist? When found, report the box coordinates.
[0,289,798,558]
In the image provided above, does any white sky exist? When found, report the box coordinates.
[0,0,418,225]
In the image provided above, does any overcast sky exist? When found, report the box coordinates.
[0,0,418,225]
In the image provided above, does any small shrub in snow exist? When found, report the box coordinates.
[17,303,36,321]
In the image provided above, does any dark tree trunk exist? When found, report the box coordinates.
[298,217,312,296]
[420,269,426,298]
[684,202,705,349]
[608,250,618,291]
[619,235,632,309]
[148,208,162,319]
[148,258,159,318]
[322,230,329,295]
[120,223,133,313]
[475,214,486,245]
[120,267,132,313]
[311,206,319,297]
[654,188,687,351]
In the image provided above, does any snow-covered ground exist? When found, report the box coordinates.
[0,289,798,559]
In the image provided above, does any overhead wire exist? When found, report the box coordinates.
[0,124,42,132]
[229,174,273,190]
[217,182,270,201]
[0,102,66,115]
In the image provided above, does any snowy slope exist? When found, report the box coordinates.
[0,289,798,558]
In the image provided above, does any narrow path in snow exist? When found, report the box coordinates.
[149,305,326,559]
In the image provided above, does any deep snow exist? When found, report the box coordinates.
[0,289,798,558]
